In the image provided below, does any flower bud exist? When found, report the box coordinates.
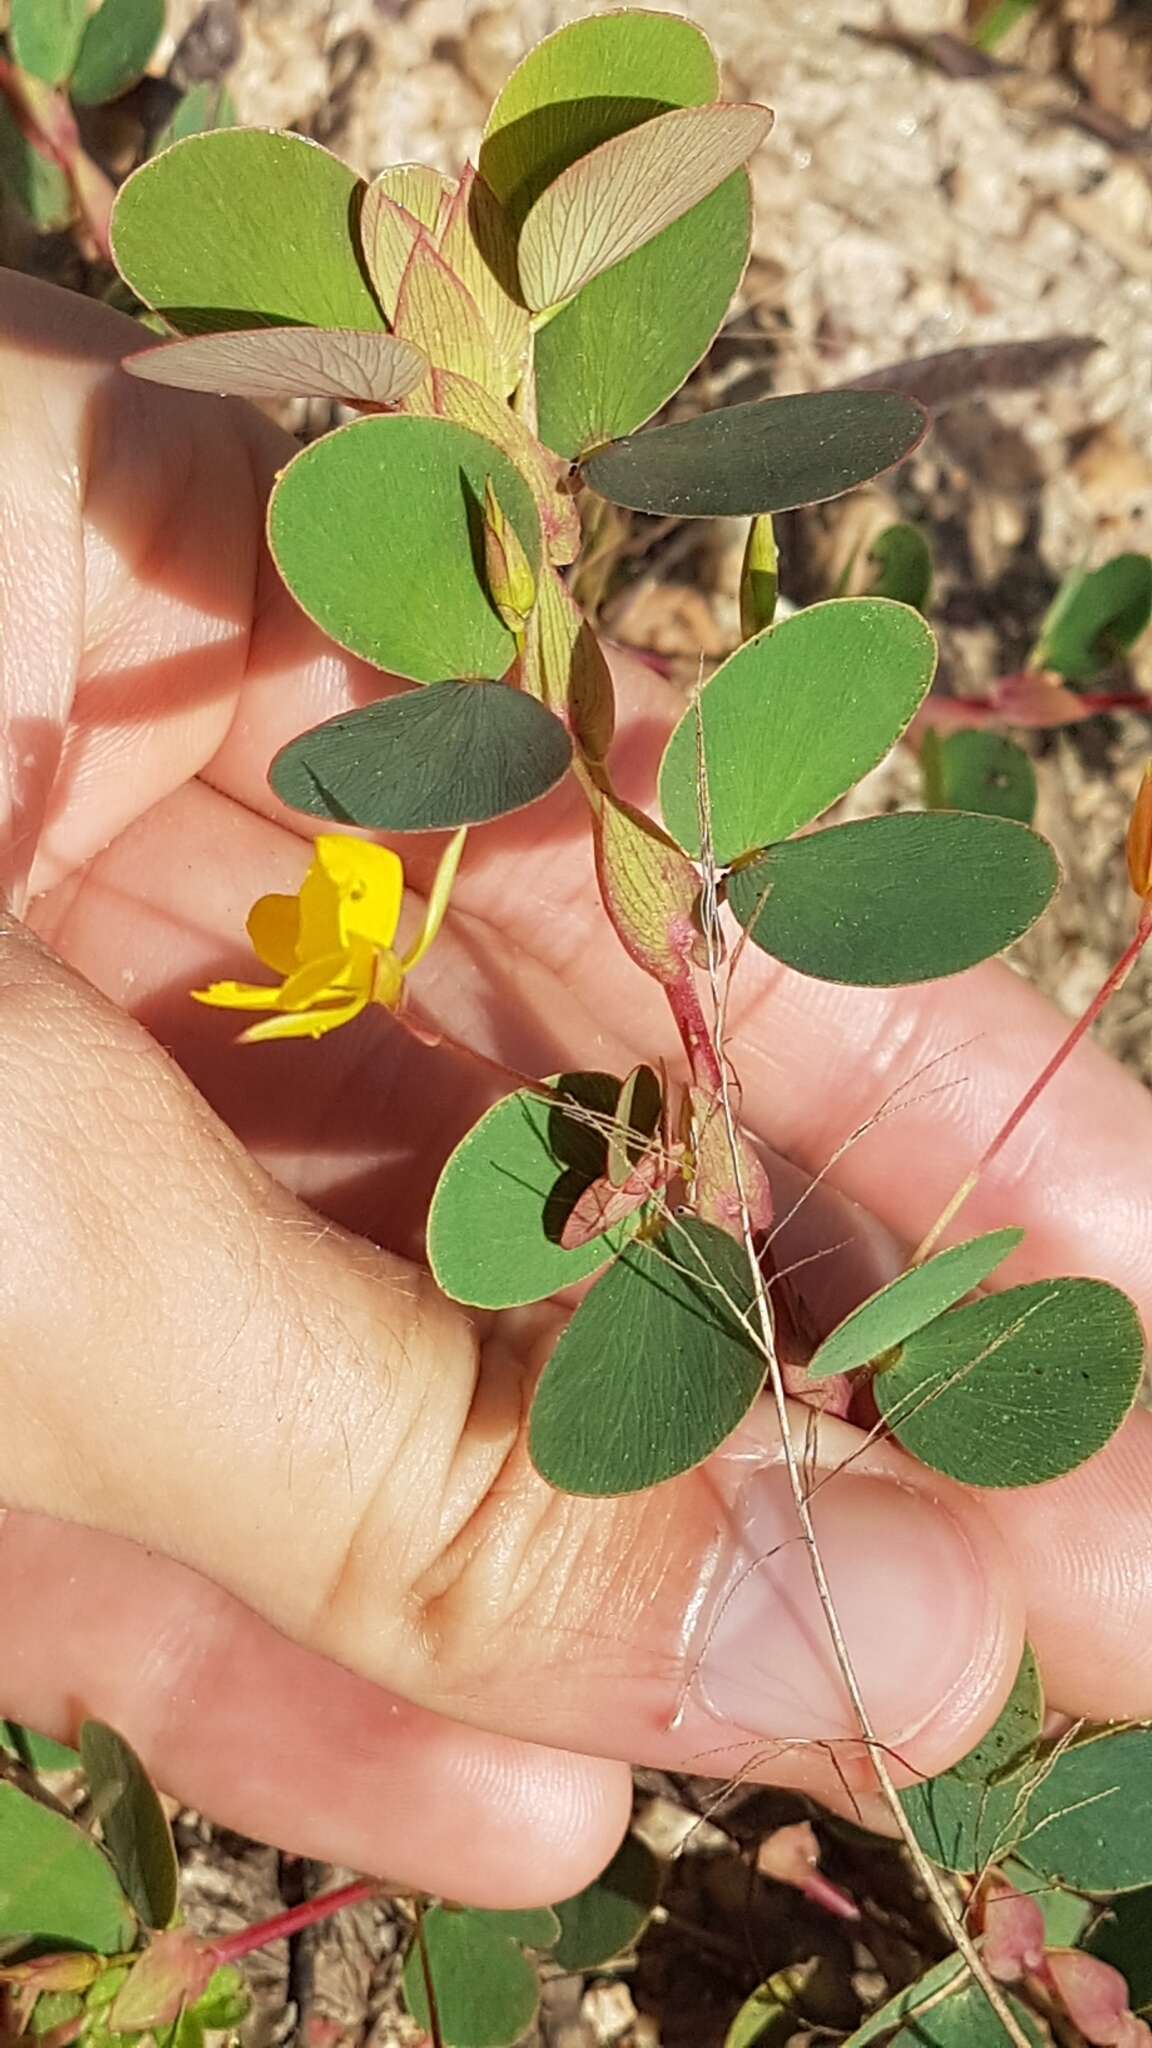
[1126,760,1152,900]
[483,477,536,636]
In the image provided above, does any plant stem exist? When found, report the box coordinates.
[207,1879,381,1965]
[912,900,1152,1265]
[413,1899,445,2048]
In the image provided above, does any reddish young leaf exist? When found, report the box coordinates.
[393,231,504,394]
[522,568,615,757]
[124,327,428,404]
[591,790,702,986]
[1044,1950,1152,2048]
[438,165,529,396]
[558,1147,670,1251]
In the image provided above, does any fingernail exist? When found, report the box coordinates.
[697,1464,991,1744]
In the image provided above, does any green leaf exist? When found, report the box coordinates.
[124,327,427,404]
[997,1862,1093,1948]
[0,98,72,228]
[535,173,752,459]
[550,1835,661,1972]
[480,11,718,219]
[658,599,937,863]
[807,1229,1024,1382]
[267,415,540,684]
[9,0,87,85]
[580,389,926,518]
[1084,1887,1152,2009]
[1015,1728,1152,1893]
[922,730,1037,825]
[188,1966,251,2031]
[79,1721,179,1930]
[0,1781,135,1952]
[876,1277,1144,1487]
[725,1963,819,2048]
[528,1217,765,1496]
[726,812,1060,985]
[856,1973,1040,2048]
[462,1907,560,1948]
[847,1956,969,2048]
[150,81,235,153]
[269,681,572,833]
[1035,554,1152,684]
[71,0,165,105]
[402,1906,538,2048]
[867,522,933,609]
[899,1647,1044,1872]
[112,130,385,336]
[1,1721,81,1772]
[427,1073,643,1311]
[517,102,770,311]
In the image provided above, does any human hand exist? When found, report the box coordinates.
[3,273,1150,1908]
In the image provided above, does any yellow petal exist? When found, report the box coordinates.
[371,949,406,1009]
[191,978,288,1012]
[276,948,370,1010]
[246,892,301,974]
[238,991,371,1043]
[401,827,467,971]
[314,835,405,950]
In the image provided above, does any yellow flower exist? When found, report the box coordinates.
[193,830,466,1043]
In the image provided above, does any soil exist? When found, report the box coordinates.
[16,0,1152,2040]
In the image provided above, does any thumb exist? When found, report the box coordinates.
[0,916,1022,1810]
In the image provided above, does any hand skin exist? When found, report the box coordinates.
[1,272,1151,1909]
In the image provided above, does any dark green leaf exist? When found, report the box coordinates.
[658,599,937,863]
[462,1907,560,1948]
[1035,554,1152,684]
[112,130,384,335]
[79,1721,179,1930]
[1,1722,81,1772]
[402,1906,539,2048]
[9,0,87,84]
[726,812,1059,985]
[1015,1728,1152,1892]
[922,730,1037,825]
[807,1229,1024,1381]
[580,389,926,518]
[267,416,540,683]
[270,682,571,833]
[871,1976,1040,2048]
[150,82,236,154]
[427,1073,643,1310]
[0,1781,135,1952]
[1084,1887,1152,2009]
[528,1217,765,1495]
[867,523,933,609]
[550,1835,661,1972]
[876,1278,1144,1486]
[899,1648,1044,1872]
[0,98,72,229]
[71,0,165,105]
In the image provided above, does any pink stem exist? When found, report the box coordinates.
[665,972,723,1092]
[207,1879,381,1965]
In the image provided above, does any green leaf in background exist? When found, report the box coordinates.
[269,682,572,833]
[463,1907,561,1948]
[124,327,428,404]
[726,812,1059,985]
[899,1647,1044,1872]
[580,389,926,518]
[480,10,717,218]
[867,521,933,610]
[528,1217,765,1495]
[1016,1728,1152,1892]
[516,101,770,310]
[70,0,165,106]
[427,1073,642,1310]
[970,0,1040,47]
[550,1834,661,1971]
[876,1277,1144,1486]
[0,1781,135,1952]
[1084,1887,1152,2009]
[1035,553,1152,684]
[80,1720,179,1931]
[403,1906,539,2048]
[112,130,385,335]
[921,729,1037,826]
[806,1228,1024,1382]
[658,599,937,863]
[535,173,752,459]
[267,416,540,683]
[150,81,236,154]
[724,1963,820,2048]
[9,0,87,85]
[1,1721,81,1772]
[0,99,73,229]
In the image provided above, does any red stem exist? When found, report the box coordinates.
[206,1879,381,1965]
[947,685,1150,716]
[665,971,723,1092]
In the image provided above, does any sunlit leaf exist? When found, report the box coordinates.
[0,1721,80,1773]
[124,327,427,403]
[1035,554,1152,684]
[80,1721,179,1931]
[150,81,235,153]
[582,388,926,518]
[550,1835,661,1971]
[1015,1728,1152,1893]
[517,102,771,311]
[899,1648,1044,1872]
[370,161,454,233]
[427,1073,642,1310]
[112,131,384,335]
[438,167,528,397]
[357,180,422,320]
[71,0,165,105]
[876,1277,1144,1486]
[267,415,540,683]
[659,599,936,862]
[867,522,933,609]
[521,564,615,753]
[921,730,1037,825]
[393,233,504,393]
[404,367,578,565]
[807,1229,1024,1381]
[402,1907,538,2048]
[0,98,72,229]
[0,1782,134,1951]
[528,1217,764,1495]
[726,812,1059,985]
[270,681,571,833]
[10,0,87,85]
